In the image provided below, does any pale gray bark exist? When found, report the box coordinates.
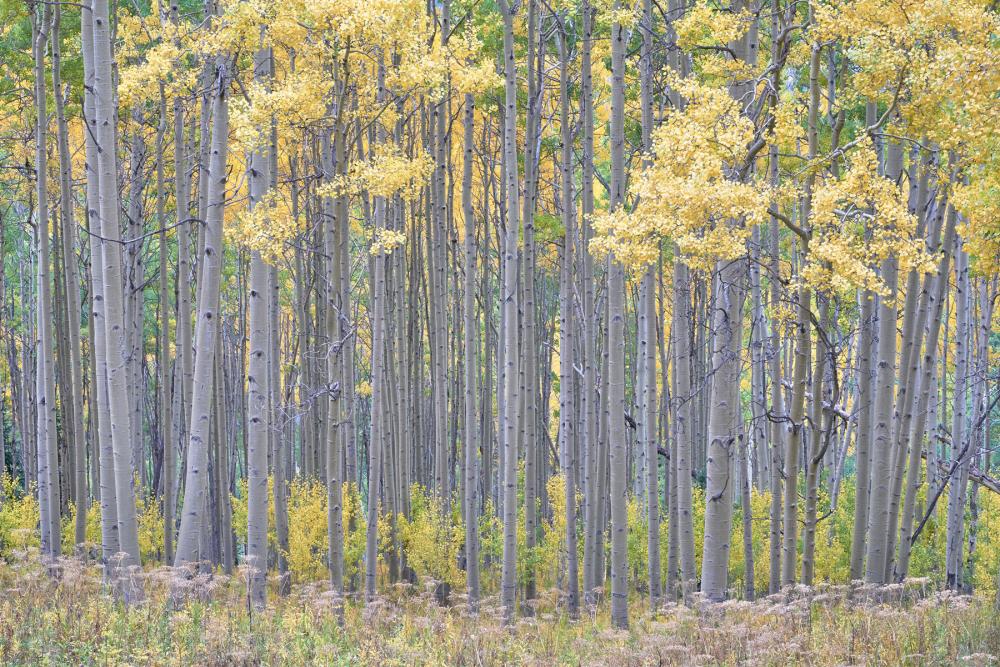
[365,58,388,603]
[155,87,173,564]
[33,3,61,560]
[580,0,601,603]
[557,22,579,616]
[639,0,659,607]
[767,208,784,593]
[673,257,696,595]
[609,8,628,628]
[850,285,876,580]
[782,283,810,586]
[93,0,143,571]
[864,140,902,584]
[883,153,930,579]
[945,239,970,590]
[245,41,271,609]
[174,64,229,567]
[896,193,954,579]
[700,259,746,601]
[80,3,119,564]
[521,0,542,605]
[461,92,480,612]
[51,3,87,548]
[499,0,521,625]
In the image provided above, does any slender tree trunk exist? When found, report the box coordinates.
[673,257,696,595]
[557,24,579,616]
[782,282,810,586]
[365,59,390,603]
[801,299,830,584]
[33,3,61,560]
[864,141,902,584]
[498,0,521,625]
[638,0,660,607]
[608,8,628,628]
[461,91,481,613]
[579,0,601,604]
[94,0,144,573]
[700,258,746,601]
[155,88,173,563]
[850,284,876,579]
[245,39,271,609]
[519,0,543,607]
[174,63,229,567]
[80,4,120,565]
[945,239,970,590]
[896,202,955,578]
[51,4,88,548]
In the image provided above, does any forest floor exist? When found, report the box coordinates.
[1,558,998,666]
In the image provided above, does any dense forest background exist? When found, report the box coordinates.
[0,0,998,649]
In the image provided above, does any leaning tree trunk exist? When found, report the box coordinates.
[896,202,955,578]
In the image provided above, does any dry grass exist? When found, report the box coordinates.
[0,555,998,666]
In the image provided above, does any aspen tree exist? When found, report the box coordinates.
[864,142,903,585]
[638,0,660,607]
[896,201,956,578]
[499,0,522,625]
[462,90,480,612]
[521,0,542,606]
[32,1,60,560]
[557,17,579,617]
[51,3,87,548]
[365,57,389,603]
[945,239,971,589]
[579,0,601,603]
[93,0,143,572]
[175,64,229,567]
[245,37,271,609]
[608,3,629,628]
[80,1,120,565]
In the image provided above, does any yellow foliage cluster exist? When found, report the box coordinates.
[230,69,330,151]
[397,484,464,589]
[675,2,753,51]
[591,75,767,270]
[805,143,935,295]
[318,145,433,204]
[370,228,407,256]
[231,477,367,585]
[228,188,299,263]
[769,93,808,153]
[0,475,40,553]
[814,0,1000,155]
